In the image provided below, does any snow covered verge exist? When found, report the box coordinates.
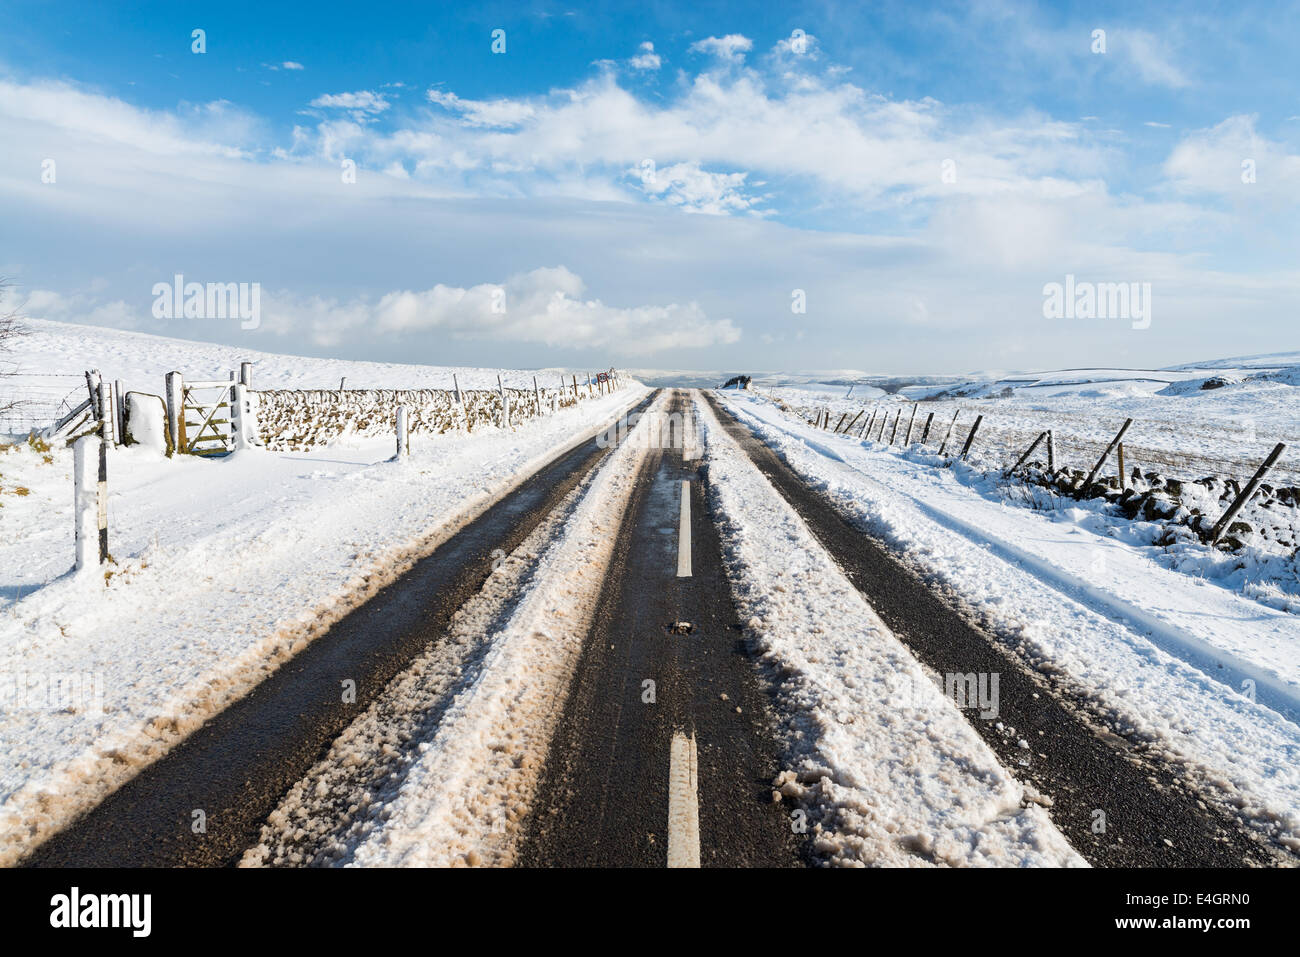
[241,391,667,867]
[714,390,1300,854]
[0,320,648,866]
[693,394,1084,867]
[788,405,1300,615]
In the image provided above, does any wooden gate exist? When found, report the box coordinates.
[166,375,235,455]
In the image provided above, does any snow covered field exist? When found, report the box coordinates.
[714,388,1300,853]
[0,319,645,866]
[757,355,1300,489]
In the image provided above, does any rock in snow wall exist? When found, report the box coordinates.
[253,387,587,451]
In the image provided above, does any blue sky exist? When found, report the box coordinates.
[1,0,1298,373]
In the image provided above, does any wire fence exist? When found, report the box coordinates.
[0,374,86,437]
[794,395,1300,488]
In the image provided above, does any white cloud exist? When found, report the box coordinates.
[689,35,753,62]
[264,266,740,353]
[311,65,1113,219]
[1164,114,1300,201]
[310,90,390,113]
[427,90,536,128]
[771,31,819,60]
[0,78,260,158]
[629,41,661,71]
[1121,30,1190,89]
[3,56,1298,373]
[631,161,762,215]
[23,289,140,330]
[282,61,305,71]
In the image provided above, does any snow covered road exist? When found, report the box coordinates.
[9,384,1295,868]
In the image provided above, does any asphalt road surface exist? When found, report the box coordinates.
[519,391,804,867]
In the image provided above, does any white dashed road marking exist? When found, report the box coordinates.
[667,730,700,868]
[677,480,692,578]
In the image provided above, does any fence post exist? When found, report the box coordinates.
[904,403,918,445]
[1081,418,1133,492]
[920,411,935,445]
[395,405,409,458]
[84,370,102,420]
[533,376,541,415]
[231,383,258,450]
[937,410,960,455]
[959,415,983,460]
[889,409,902,444]
[164,371,184,456]
[843,410,864,435]
[113,379,125,443]
[339,376,347,391]
[1047,430,1055,471]
[1118,442,1127,492]
[1007,431,1049,474]
[240,362,253,388]
[498,375,510,428]
[833,412,848,433]
[97,381,114,445]
[73,434,107,571]
[1208,443,1286,545]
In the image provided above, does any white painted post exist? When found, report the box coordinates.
[240,362,253,388]
[533,376,541,416]
[497,375,510,428]
[453,373,462,405]
[395,405,409,458]
[231,383,258,450]
[73,435,104,571]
